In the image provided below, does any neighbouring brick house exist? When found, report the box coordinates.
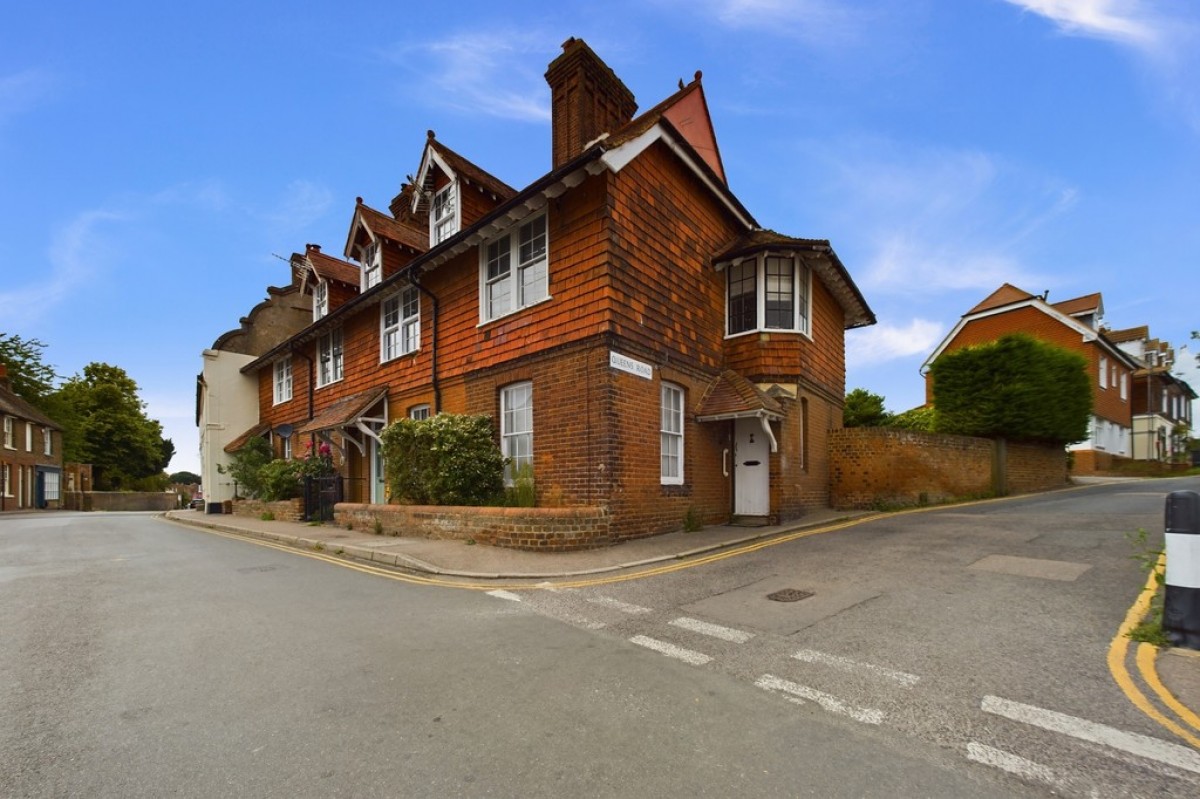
[922,283,1140,473]
[1106,326,1196,462]
[0,363,63,510]
[232,38,875,539]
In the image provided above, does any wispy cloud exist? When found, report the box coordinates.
[0,68,55,126]
[259,179,333,235]
[846,318,944,368]
[669,0,876,47]
[1005,0,1161,48]
[383,32,552,122]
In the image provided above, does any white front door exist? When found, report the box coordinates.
[734,417,769,516]
[370,437,386,505]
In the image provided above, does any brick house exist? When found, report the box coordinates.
[1106,326,1196,462]
[922,283,1139,473]
[234,38,874,539]
[0,363,63,511]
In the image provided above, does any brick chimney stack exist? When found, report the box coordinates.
[545,38,637,169]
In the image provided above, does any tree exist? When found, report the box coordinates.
[52,363,174,490]
[889,405,935,432]
[0,333,58,410]
[169,471,202,485]
[843,388,891,428]
[930,334,1091,444]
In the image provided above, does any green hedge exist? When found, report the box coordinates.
[930,333,1091,445]
[380,414,506,505]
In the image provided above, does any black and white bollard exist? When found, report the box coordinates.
[1164,490,1200,650]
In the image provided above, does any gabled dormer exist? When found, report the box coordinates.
[293,244,360,321]
[344,197,429,292]
[410,131,516,248]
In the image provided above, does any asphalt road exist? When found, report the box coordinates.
[0,509,1045,798]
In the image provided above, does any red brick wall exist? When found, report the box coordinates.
[829,428,1066,509]
[336,502,611,551]
[231,497,305,522]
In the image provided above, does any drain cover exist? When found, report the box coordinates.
[767,588,813,602]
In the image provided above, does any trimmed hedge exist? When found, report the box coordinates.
[380,414,506,506]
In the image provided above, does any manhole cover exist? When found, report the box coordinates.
[767,588,813,602]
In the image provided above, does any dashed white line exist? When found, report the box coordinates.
[966,742,1057,784]
[587,596,653,614]
[669,617,754,643]
[555,612,607,631]
[755,674,884,725]
[791,649,920,689]
[981,695,1200,776]
[487,590,522,602]
[630,635,712,666]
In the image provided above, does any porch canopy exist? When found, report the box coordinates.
[223,422,270,454]
[695,370,784,452]
[295,386,389,456]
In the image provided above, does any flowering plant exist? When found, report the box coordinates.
[294,440,336,478]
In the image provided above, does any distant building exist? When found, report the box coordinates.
[0,363,63,510]
[1107,326,1196,462]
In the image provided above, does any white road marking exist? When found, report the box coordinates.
[587,596,652,614]
[487,590,522,602]
[791,649,920,689]
[669,617,754,643]
[755,674,884,725]
[966,742,1056,784]
[630,635,712,666]
[982,695,1200,775]
[556,612,607,631]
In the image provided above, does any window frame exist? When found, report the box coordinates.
[500,382,533,485]
[361,241,382,290]
[43,427,52,456]
[316,328,344,388]
[1098,356,1108,389]
[381,286,421,362]
[431,183,459,245]
[4,416,14,449]
[1,463,9,496]
[314,280,329,321]
[660,383,684,485]
[409,404,431,421]
[725,252,811,338]
[273,357,293,405]
[25,422,32,452]
[479,213,550,324]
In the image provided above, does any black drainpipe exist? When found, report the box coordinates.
[408,269,441,413]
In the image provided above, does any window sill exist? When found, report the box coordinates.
[478,294,554,328]
[316,378,344,390]
[381,348,421,365]
[724,327,812,342]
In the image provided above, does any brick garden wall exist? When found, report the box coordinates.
[335,502,611,551]
[231,497,305,522]
[65,492,180,512]
[829,428,1067,510]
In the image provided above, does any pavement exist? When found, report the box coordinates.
[160,491,1200,752]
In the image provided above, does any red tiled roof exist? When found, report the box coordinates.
[303,246,360,288]
[1104,325,1149,344]
[356,202,428,253]
[967,283,1036,315]
[1051,292,1102,317]
[296,386,388,436]
[223,422,270,454]
[429,138,517,202]
[0,384,61,430]
[696,371,784,420]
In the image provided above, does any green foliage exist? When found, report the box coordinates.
[1125,527,1169,646]
[930,334,1091,444]
[52,363,175,489]
[222,437,273,498]
[888,405,935,432]
[0,333,59,409]
[260,511,275,521]
[168,471,202,485]
[257,459,304,501]
[506,462,536,507]
[129,473,170,492]
[843,388,890,428]
[380,414,506,506]
[682,505,703,532]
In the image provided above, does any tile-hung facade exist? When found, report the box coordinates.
[0,364,63,510]
[922,284,1140,474]
[238,38,875,539]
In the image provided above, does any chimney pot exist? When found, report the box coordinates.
[545,39,637,169]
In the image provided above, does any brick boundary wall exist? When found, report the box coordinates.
[62,492,179,512]
[231,498,305,522]
[829,428,1067,510]
[335,503,612,552]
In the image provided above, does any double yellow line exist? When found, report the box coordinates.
[1108,553,1200,748]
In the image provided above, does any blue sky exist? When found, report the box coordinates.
[3,1,1198,475]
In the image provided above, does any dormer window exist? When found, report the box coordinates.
[431,183,458,245]
[314,280,329,321]
[726,253,810,337]
[361,241,381,290]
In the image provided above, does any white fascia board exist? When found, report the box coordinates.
[599,123,754,229]
[410,147,458,214]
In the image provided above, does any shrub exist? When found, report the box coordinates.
[221,437,273,498]
[380,414,506,506]
[257,459,303,501]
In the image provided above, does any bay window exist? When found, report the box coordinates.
[726,253,810,336]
